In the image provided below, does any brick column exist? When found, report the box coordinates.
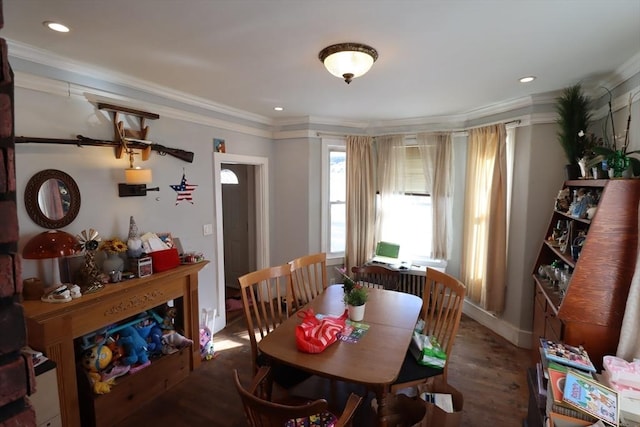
[0,0,37,424]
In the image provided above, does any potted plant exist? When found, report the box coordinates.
[555,84,592,179]
[586,90,639,177]
[344,284,368,322]
[344,284,369,307]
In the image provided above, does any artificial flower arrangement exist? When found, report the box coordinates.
[100,238,128,254]
[337,267,368,307]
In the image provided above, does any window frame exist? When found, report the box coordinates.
[321,137,346,259]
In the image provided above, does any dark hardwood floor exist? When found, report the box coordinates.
[117,312,530,427]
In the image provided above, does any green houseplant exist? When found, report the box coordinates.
[344,284,369,307]
[555,84,592,179]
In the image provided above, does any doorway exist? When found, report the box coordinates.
[213,153,269,333]
[221,163,256,323]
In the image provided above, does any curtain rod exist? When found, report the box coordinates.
[316,119,522,139]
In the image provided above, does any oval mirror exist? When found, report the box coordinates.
[24,169,81,229]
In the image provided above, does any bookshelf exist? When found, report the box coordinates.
[530,179,640,372]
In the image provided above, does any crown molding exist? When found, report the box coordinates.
[597,51,640,93]
[9,38,639,138]
[7,39,274,127]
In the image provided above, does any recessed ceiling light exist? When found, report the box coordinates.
[519,76,536,83]
[274,107,284,111]
[43,21,70,33]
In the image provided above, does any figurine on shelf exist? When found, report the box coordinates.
[75,228,105,294]
[555,188,571,212]
[127,216,144,258]
[569,188,592,219]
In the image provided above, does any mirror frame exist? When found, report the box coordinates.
[24,169,81,229]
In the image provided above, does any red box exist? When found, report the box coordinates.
[150,248,180,273]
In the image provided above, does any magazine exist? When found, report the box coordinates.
[562,369,619,426]
[339,320,370,344]
[540,338,596,373]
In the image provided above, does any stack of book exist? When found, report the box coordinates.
[537,338,619,427]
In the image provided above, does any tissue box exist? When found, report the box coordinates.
[150,248,180,273]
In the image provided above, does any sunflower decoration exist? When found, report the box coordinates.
[75,228,104,293]
[100,238,128,254]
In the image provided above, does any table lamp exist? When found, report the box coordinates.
[22,230,79,291]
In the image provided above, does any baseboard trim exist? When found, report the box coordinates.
[462,300,532,349]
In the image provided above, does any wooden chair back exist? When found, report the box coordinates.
[390,268,465,393]
[237,264,293,375]
[419,267,466,380]
[289,252,327,309]
[351,264,401,290]
[233,366,362,427]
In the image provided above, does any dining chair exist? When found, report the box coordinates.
[233,366,363,427]
[390,267,466,393]
[350,264,401,291]
[289,252,328,310]
[238,264,309,389]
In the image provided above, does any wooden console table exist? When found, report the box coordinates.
[22,262,207,427]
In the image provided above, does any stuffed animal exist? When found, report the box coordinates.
[117,326,149,366]
[81,344,112,373]
[161,331,193,354]
[87,371,116,394]
[147,325,164,355]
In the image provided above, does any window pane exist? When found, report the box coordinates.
[329,151,346,202]
[379,194,432,261]
[330,202,346,253]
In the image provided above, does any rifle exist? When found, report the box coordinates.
[15,135,195,163]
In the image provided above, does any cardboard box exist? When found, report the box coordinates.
[150,248,180,273]
[417,377,464,427]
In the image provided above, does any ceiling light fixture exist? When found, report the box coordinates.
[274,107,284,111]
[43,21,70,33]
[318,42,378,84]
[519,76,536,83]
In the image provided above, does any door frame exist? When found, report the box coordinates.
[213,152,269,333]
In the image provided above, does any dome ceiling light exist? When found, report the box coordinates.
[318,43,378,84]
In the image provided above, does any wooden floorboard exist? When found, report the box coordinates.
[117,313,530,427]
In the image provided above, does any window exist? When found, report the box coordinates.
[329,150,346,253]
[377,145,434,263]
[321,138,346,257]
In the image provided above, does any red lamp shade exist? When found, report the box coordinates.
[23,230,79,259]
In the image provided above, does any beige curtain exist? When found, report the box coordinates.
[417,132,453,260]
[374,134,405,243]
[461,124,507,313]
[346,136,375,271]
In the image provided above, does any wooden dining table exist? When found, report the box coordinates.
[257,284,422,425]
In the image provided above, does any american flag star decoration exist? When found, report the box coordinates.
[170,172,198,205]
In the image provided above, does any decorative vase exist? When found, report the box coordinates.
[348,304,366,322]
[102,252,124,275]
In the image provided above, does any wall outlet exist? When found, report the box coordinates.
[203,224,213,236]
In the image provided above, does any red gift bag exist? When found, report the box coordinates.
[295,309,347,353]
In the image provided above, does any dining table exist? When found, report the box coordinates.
[257,284,422,426]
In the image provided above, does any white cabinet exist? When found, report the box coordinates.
[28,361,61,427]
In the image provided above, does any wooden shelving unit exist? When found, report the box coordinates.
[23,262,207,427]
[530,179,640,371]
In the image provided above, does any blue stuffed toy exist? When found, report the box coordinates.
[147,326,164,355]
[117,326,149,366]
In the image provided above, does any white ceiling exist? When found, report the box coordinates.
[2,0,640,123]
